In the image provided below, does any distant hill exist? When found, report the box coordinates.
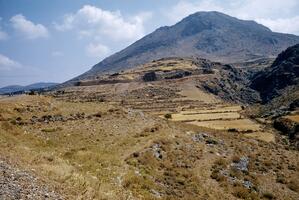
[64,11,299,85]
[0,82,59,94]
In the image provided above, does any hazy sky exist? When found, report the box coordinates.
[0,0,299,87]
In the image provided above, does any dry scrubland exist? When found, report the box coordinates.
[0,94,298,200]
[0,58,298,199]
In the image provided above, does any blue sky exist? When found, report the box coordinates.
[0,0,299,87]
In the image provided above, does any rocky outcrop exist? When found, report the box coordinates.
[164,71,192,79]
[273,118,299,139]
[273,117,299,149]
[250,44,299,103]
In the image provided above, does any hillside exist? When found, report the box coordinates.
[64,11,299,85]
[60,57,259,104]
[1,72,298,199]
[1,46,299,200]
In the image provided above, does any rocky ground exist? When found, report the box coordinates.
[0,158,62,200]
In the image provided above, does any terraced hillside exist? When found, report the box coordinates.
[51,57,267,138]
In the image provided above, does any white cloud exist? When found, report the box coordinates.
[10,14,49,39]
[257,16,299,35]
[86,43,110,58]
[54,14,74,31]
[235,0,298,19]
[0,54,22,71]
[0,18,8,40]
[167,0,299,35]
[55,5,151,42]
[51,51,63,57]
[0,30,8,40]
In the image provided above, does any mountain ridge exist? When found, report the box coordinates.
[63,11,299,86]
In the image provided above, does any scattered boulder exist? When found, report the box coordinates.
[152,143,163,159]
[192,133,206,142]
[231,156,249,172]
[37,114,66,123]
[53,114,64,122]
[30,116,39,123]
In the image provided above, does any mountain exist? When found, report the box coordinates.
[0,82,59,94]
[250,44,299,104]
[65,11,299,85]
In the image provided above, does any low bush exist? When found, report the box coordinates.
[164,113,172,119]
[232,186,259,199]
[262,192,275,199]
[288,179,299,192]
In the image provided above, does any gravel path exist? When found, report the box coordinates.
[0,159,63,200]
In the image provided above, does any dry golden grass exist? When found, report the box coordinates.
[169,112,241,122]
[0,95,164,199]
[179,105,242,115]
[187,119,261,131]
[244,131,275,143]
[178,80,220,103]
[285,115,299,123]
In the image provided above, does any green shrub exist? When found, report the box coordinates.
[164,113,172,119]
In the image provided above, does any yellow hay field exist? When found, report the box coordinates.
[170,112,241,122]
[179,105,242,115]
[178,82,220,103]
[187,119,261,131]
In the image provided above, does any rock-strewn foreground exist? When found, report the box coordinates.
[0,158,62,200]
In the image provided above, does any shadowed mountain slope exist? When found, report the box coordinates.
[250,44,299,104]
